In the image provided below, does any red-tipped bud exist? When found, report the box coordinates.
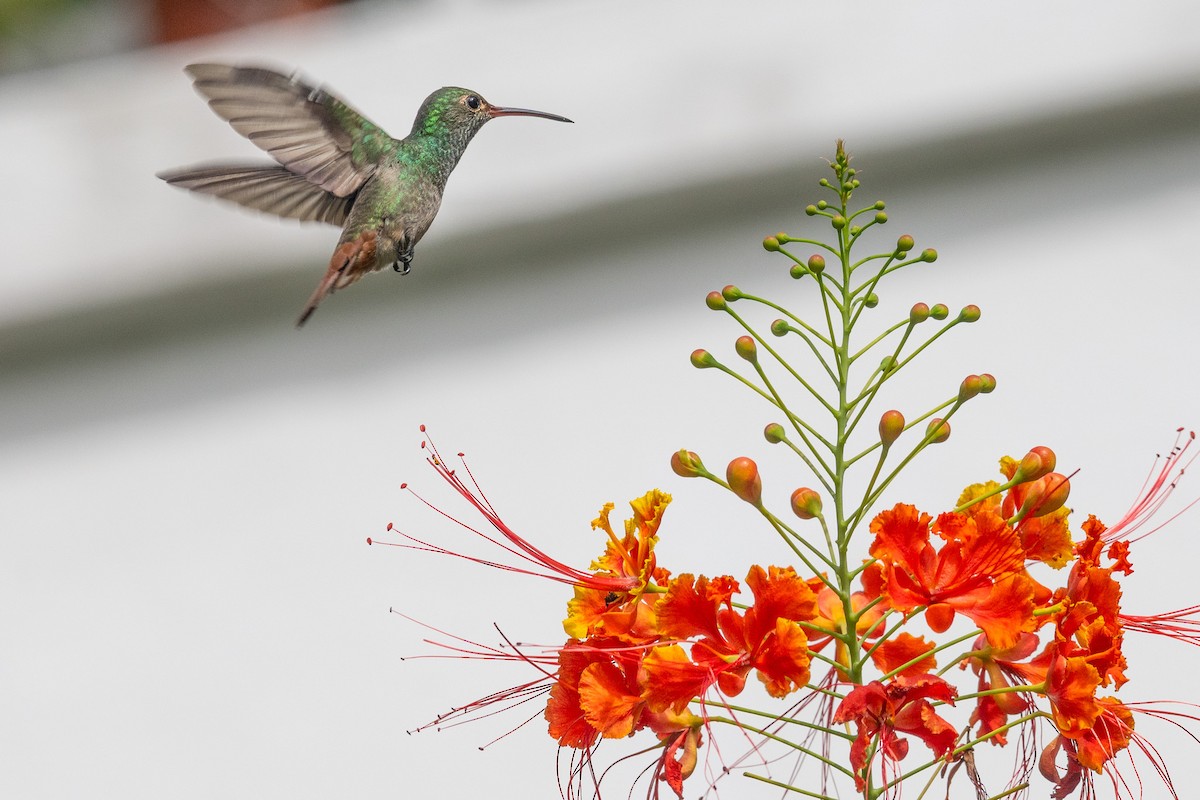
[921,248,938,262]
[926,418,951,444]
[1017,443,1056,482]
[910,303,930,324]
[959,304,981,323]
[770,319,790,337]
[726,457,762,506]
[979,373,997,393]
[790,487,823,520]
[808,254,826,273]
[763,236,781,252]
[705,291,726,311]
[671,449,706,478]
[930,304,949,320]
[764,423,786,443]
[1024,473,1071,516]
[735,335,757,363]
[896,234,914,253]
[690,349,718,369]
[958,374,984,402]
[722,284,744,302]
[879,409,905,446]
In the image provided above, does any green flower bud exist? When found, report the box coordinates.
[896,234,915,253]
[789,264,807,280]
[705,291,726,311]
[930,304,949,320]
[818,179,830,189]
[790,487,823,520]
[849,226,861,237]
[910,303,930,324]
[805,205,818,216]
[864,292,879,308]
[808,254,826,273]
[958,374,983,402]
[764,422,786,443]
[874,200,886,210]
[817,200,829,210]
[670,449,705,478]
[831,215,847,230]
[722,285,743,302]
[762,236,780,252]
[926,418,951,444]
[879,409,905,446]
[959,305,982,323]
[690,349,717,369]
[979,373,997,393]
[726,457,763,506]
[879,355,898,375]
[874,211,888,224]
[770,319,790,337]
[735,335,757,363]
[921,248,938,262]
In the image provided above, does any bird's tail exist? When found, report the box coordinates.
[296,230,378,327]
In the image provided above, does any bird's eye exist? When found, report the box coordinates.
[465,95,481,110]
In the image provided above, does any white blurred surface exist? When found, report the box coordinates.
[3,1,1200,798]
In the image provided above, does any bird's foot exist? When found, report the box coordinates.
[393,253,413,276]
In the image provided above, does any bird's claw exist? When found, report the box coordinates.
[393,254,413,276]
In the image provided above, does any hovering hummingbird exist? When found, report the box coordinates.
[158,63,573,326]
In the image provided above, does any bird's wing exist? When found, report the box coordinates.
[186,63,394,198]
[157,163,355,226]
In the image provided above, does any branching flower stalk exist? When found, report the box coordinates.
[378,142,1200,800]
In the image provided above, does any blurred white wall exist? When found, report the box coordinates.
[3,1,1200,798]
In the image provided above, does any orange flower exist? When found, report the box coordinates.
[832,674,958,791]
[869,503,1035,648]
[649,566,817,704]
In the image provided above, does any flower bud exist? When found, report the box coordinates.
[879,355,898,375]
[790,487,823,520]
[734,335,757,363]
[930,304,949,320]
[831,215,847,230]
[910,303,930,324]
[770,319,790,337]
[864,292,879,308]
[671,449,706,478]
[979,373,997,393]
[805,205,818,216]
[789,264,807,280]
[726,457,762,506]
[705,291,726,311]
[926,418,951,444]
[722,285,743,302]
[873,200,886,210]
[1017,443,1056,482]
[874,211,888,224]
[762,236,781,252]
[896,234,915,253]
[1023,473,1071,516]
[764,423,786,443]
[921,248,938,262]
[690,349,717,369]
[958,374,983,402]
[808,254,826,273]
[959,304,982,323]
[879,409,905,446]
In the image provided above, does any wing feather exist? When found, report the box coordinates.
[157,163,354,226]
[185,63,394,198]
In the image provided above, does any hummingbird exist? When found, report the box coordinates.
[158,63,573,326]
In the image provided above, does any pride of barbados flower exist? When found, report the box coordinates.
[379,145,1200,800]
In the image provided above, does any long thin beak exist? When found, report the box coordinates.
[488,105,574,123]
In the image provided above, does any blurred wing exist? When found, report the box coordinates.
[186,63,394,198]
[158,163,355,226]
